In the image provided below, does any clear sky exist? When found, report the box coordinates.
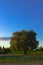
[0,0,43,47]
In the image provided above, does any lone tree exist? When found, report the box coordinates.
[10,30,39,54]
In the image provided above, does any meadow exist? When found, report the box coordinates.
[0,50,43,63]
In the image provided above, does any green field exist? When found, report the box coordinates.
[0,51,43,63]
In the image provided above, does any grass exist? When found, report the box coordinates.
[0,55,43,63]
[0,50,43,63]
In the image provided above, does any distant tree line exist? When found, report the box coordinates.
[0,46,11,54]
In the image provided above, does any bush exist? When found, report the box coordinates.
[36,47,43,51]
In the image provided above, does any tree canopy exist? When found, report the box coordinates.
[10,30,39,51]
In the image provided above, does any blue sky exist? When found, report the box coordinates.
[0,0,43,47]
